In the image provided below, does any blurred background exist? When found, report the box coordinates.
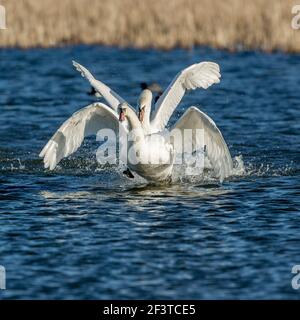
[1,0,300,52]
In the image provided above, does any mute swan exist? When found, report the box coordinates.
[119,102,174,181]
[39,60,233,182]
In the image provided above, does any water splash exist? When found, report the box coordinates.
[9,158,25,171]
[243,161,296,178]
[231,155,246,176]
[170,154,246,184]
[0,152,296,185]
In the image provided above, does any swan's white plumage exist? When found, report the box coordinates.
[171,107,232,181]
[39,103,123,170]
[40,60,233,183]
[151,62,221,132]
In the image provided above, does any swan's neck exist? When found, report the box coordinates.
[138,89,153,134]
[142,105,151,133]
[126,108,144,137]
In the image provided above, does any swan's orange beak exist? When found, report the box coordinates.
[138,107,145,122]
[119,110,125,122]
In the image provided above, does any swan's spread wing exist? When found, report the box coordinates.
[171,107,232,181]
[73,61,135,112]
[39,103,122,170]
[151,62,221,132]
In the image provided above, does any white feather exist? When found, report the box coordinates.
[39,103,125,170]
[151,62,221,132]
[171,106,232,181]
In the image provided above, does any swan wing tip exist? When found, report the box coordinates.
[72,60,86,78]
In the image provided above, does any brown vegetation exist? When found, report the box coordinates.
[0,0,300,52]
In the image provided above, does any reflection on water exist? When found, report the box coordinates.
[0,46,299,299]
[40,182,232,212]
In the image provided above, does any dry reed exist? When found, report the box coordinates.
[0,0,300,52]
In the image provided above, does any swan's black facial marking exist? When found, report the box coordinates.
[118,105,127,122]
[138,106,145,122]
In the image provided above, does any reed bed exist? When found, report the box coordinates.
[0,0,300,52]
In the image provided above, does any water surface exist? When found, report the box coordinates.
[0,46,299,299]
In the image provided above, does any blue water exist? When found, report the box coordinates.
[0,46,299,299]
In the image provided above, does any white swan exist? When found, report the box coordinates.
[39,60,233,182]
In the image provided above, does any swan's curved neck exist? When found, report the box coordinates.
[138,89,152,133]
[126,108,144,134]
[142,104,151,131]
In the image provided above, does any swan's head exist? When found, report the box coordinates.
[137,89,152,123]
[118,102,128,122]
